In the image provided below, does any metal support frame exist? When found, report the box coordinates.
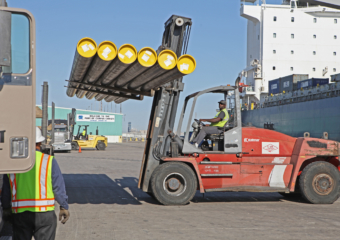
[66,85,144,101]
[65,80,154,97]
[41,82,48,144]
[138,15,192,192]
[51,102,55,144]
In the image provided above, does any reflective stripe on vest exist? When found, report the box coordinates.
[9,151,55,213]
[12,199,55,208]
[210,108,229,128]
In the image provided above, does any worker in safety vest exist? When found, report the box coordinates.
[82,128,86,139]
[192,100,229,148]
[1,127,70,240]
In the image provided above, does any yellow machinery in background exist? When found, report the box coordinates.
[71,125,108,150]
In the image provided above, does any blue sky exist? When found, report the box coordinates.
[10,0,283,132]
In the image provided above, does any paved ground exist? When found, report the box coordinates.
[50,142,340,240]
[1,142,339,239]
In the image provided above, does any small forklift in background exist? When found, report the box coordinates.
[72,125,107,150]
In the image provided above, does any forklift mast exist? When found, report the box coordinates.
[138,15,192,192]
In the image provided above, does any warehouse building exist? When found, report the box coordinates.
[36,106,123,143]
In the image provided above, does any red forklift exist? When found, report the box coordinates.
[138,77,340,205]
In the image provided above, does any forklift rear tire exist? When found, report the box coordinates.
[299,161,340,204]
[71,142,78,150]
[96,142,106,150]
[150,162,197,205]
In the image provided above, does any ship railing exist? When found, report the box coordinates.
[263,82,340,107]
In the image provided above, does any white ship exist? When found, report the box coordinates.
[240,0,340,104]
[238,0,340,141]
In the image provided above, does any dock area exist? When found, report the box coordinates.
[51,143,340,240]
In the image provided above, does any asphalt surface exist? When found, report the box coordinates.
[1,142,339,239]
[50,142,340,240]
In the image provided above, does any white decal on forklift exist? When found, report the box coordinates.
[272,157,286,164]
[268,165,287,188]
[141,54,150,62]
[118,53,125,59]
[88,44,95,50]
[232,131,237,134]
[145,50,152,55]
[81,44,90,52]
[244,138,260,142]
[262,142,279,154]
[125,50,133,59]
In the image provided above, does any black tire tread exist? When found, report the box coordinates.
[151,162,197,206]
[96,141,106,150]
[299,161,340,204]
[71,142,78,150]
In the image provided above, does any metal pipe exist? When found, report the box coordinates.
[105,49,177,103]
[51,102,55,144]
[41,82,48,144]
[103,47,158,102]
[128,49,177,90]
[66,38,97,97]
[141,54,196,92]
[76,41,117,98]
[115,47,158,88]
[89,44,137,100]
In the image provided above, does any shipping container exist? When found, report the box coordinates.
[268,79,280,95]
[280,74,309,92]
[331,73,340,82]
[297,78,329,90]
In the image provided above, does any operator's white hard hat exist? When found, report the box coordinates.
[36,127,45,143]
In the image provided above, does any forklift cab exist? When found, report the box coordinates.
[75,125,89,140]
[177,78,242,154]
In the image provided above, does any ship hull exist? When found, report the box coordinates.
[241,96,340,142]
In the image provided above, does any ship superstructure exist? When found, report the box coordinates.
[240,0,340,104]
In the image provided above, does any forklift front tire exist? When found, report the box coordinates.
[151,162,197,205]
[71,142,78,151]
[299,161,340,204]
[96,141,106,150]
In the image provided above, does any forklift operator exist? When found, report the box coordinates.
[82,128,86,139]
[192,100,229,148]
